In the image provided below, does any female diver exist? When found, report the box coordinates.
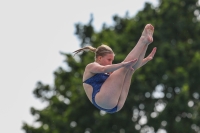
[73,24,157,113]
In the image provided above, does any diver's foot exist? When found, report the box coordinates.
[140,24,154,45]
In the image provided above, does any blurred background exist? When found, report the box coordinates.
[1,0,200,133]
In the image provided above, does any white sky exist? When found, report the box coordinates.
[0,0,158,133]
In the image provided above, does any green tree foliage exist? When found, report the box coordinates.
[22,0,200,132]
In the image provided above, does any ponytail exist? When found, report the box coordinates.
[73,44,114,60]
[73,46,97,56]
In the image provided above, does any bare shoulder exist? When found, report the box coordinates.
[85,62,104,74]
[86,62,99,69]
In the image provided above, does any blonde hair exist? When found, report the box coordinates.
[73,44,114,59]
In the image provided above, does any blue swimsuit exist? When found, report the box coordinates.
[83,73,117,113]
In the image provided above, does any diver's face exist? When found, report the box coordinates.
[97,53,114,66]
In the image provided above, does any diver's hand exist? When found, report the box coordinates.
[122,59,138,70]
[140,47,157,67]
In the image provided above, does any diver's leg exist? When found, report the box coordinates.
[116,46,157,111]
[116,69,134,111]
[95,66,131,109]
